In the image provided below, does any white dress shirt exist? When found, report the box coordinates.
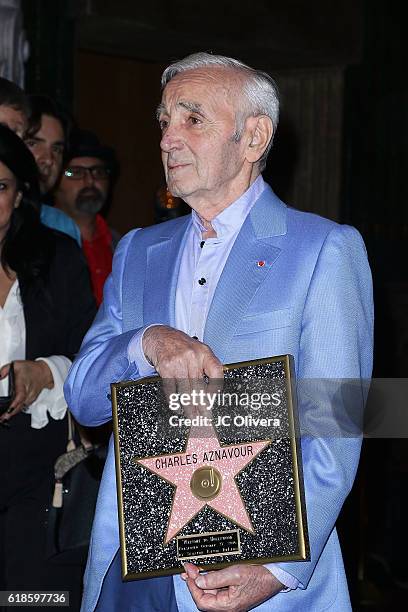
[0,280,71,429]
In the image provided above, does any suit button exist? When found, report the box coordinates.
[198,278,206,285]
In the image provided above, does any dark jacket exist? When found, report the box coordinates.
[21,230,97,361]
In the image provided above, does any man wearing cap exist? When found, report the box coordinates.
[54,128,120,305]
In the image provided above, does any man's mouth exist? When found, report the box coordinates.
[80,189,100,198]
[168,162,190,171]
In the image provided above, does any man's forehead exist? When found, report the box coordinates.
[34,114,64,140]
[160,67,237,111]
[68,156,105,167]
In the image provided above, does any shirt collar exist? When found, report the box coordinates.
[191,175,266,239]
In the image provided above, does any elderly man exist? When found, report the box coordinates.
[65,52,373,611]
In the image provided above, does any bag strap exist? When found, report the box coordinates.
[52,411,77,507]
[67,410,76,452]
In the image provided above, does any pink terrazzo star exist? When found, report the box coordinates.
[136,425,270,544]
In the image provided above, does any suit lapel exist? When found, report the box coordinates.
[143,217,191,328]
[204,186,287,362]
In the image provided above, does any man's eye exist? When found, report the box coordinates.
[189,116,201,125]
[0,183,6,191]
[24,140,36,147]
[159,119,168,130]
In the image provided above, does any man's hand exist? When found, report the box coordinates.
[143,326,223,399]
[0,360,54,421]
[182,562,284,611]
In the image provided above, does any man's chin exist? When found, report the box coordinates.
[76,199,104,215]
[39,181,51,196]
[166,181,191,200]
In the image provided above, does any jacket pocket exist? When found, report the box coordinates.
[234,308,292,336]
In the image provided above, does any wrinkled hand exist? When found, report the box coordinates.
[0,360,54,422]
[181,562,283,611]
[143,326,223,407]
[182,563,283,611]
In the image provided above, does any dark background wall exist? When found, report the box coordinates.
[22,0,365,233]
[74,51,165,230]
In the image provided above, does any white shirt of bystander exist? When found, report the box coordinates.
[0,279,72,428]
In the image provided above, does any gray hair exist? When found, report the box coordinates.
[161,52,279,170]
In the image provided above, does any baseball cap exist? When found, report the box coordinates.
[67,127,118,175]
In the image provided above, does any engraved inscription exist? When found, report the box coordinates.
[177,530,241,561]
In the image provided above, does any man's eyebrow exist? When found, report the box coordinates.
[24,135,43,142]
[24,135,64,147]
[178,101,205,116]
[155,101,206,120]
[156,103,166,120]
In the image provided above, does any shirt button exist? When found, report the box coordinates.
[198,278,206,285]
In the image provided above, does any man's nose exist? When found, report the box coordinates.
[160,125,183,153]
[83,169,95,186]
[39,146,53,166]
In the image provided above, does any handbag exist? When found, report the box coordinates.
[45,412,107,565]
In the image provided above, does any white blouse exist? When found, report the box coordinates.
[0,280,71,429]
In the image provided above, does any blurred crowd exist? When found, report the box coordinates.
[0,77,119,608]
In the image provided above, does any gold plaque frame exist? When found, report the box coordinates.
[111,354,309,580]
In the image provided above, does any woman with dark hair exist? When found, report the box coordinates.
[0,124,96,605]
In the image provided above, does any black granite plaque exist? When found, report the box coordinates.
[111,355,309,580]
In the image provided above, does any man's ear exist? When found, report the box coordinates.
[245,115,273,164]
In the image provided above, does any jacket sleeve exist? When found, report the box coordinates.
[275,224,373,588]
[64,230,143,426]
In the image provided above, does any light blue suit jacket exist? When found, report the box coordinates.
[65,185,373,611]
